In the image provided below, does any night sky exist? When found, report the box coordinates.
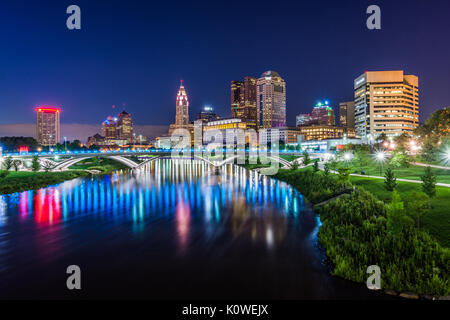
[1,0,450,140]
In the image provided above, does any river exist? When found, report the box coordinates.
[0,159,388,299]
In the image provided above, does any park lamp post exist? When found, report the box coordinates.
[64,137,67,153]
[344,152,352,168]
[443,149,450,166]
[376,151,386,176]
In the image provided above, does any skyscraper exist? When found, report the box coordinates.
[256,71,286,129]
[231,80,243,118]
[102,116,118,140]
[230,77,257,129]
[117,110,134,142]
[311,101,335,126]
[354,71,419,138]
[339,101,355,129]
[36,107,60,146]
[175,80,190,127]
[196,105,220,124]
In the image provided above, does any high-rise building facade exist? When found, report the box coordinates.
[296,114,312,126]
[354,71,419,138]
[230,77,257,129]
[311,101,335,126]
[117,110,134,142]
[339,101,355,129]
[175,80,190,127]
[196,106,220,124]
[36,107,60,146]
[256,71,286,129]
[102,116,118,140]
[231,80,243,118]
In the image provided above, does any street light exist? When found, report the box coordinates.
[64,137,67,153]
[376,151,386,176]
[344,152,352,167]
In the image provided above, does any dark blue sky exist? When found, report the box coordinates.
[1,0,450,130]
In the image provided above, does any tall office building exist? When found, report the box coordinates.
[102,116,118,140]
[296,114,312,126]
[231,80,243,118]
[175,80,190,127]
[36,107,60,146]
[196,105,220,124]
[354,71,419,138]
[117,110,134,142]
[256,71,286,129]
[339,101,355,129]
[230,76,257,129]
[311,101,335,126]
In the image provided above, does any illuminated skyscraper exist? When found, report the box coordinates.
[339,101,355,129]
[175,80,190,127]
[36,107,60,146]
[117,110,134,142]
[196,105,220,124]
[256,71,286,128]
[354,70,419,138]
[231,80,243,118]
[230,77,257,129]
[311,101,335,126]
[102,116,118,140]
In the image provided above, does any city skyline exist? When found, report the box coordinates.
[1,0,450,138]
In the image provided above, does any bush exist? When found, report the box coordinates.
[318,189,449,296]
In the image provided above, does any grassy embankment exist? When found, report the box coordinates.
[0,171,88,195]
[274,167,449,297]
[0,158,128,195]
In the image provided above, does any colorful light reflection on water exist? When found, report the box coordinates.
[0,160,384,299]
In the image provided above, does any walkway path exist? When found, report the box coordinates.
[349,173,450,188]
[412,162,450,170]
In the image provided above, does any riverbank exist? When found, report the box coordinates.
[0,159,128,195]
[274,168,449,298]
[0,171,89,195]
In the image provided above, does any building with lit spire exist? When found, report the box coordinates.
[169,80,194,142]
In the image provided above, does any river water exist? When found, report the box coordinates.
[0,159,387,299]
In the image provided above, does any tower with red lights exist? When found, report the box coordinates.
[36,107,60,146]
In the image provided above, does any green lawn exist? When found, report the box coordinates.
[346,161,450,184]
[279,154,301,162]
[350,176,450,247]
[0,171,88,195]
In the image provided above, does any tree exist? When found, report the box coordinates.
[407,192,429,229]
[3,157,13,171]
[303,152,311,166]
[420,139,437,162]
[291,160,299,171]
[324,163,330,176]
[313,160,319,173]
[384,167,397,191]
[377,133,388,144]
[387,190,407,237]
[353,149,368,173]
[389,150,410,168]
[337,167,350,183]
[421,166,436,208]
[31,156,40,172]
[12,159,22,172]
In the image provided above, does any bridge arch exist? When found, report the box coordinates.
[52,155,139,171]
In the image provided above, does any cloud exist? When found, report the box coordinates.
[0,123,169,142]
